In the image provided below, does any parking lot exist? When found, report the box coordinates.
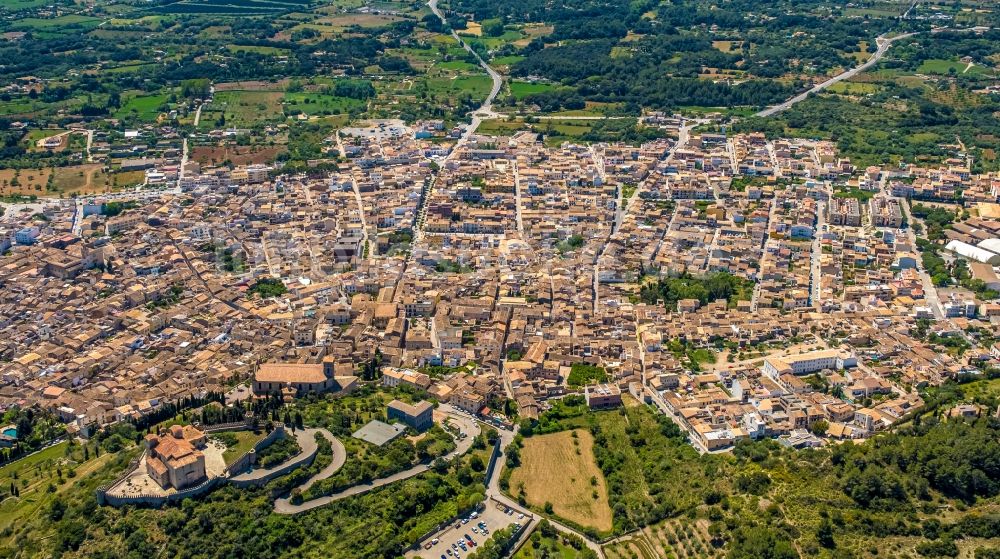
[408,499,531,559]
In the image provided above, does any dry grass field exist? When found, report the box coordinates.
[191,145,285,166]
[0,165,139,197]
[508,428,613,532]
[711,40,735,52]
[0,168,51,196]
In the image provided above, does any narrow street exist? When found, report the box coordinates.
[594,118,701,313]
[513,159,525,236]
[178,137,188,189]
[809,199,825,306]
[897,196,945,319]
[409,0,505,249]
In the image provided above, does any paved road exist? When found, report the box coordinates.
[896,196,945,319]
[487,115,639,121]
[428,0,502,143]
[178,137,189,188]
[272,432,346,510]
[755,33,915,117]
[85,129,95,162]
[412,0,503,247]
[230,427,336,484]
[274,408,480,514]
[193,100,205,127]
[809,199,826,306]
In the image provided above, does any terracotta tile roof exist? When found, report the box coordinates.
[255,363,326,384]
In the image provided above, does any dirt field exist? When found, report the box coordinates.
[0,168,52,196]
[712,40,736,52]
[214,80,289,92]
[460,21,482,36]
[0,165,140,197]
[50,164,109,194]
[191,145,285,166]
[508,428,613,532]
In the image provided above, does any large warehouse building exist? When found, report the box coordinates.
[945,240,1000,265]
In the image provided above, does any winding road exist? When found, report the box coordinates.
[273,408,480,514]
[755,32,916,117]
[231,427,343,485]
[427,0,502,147]
[260,404,606,554]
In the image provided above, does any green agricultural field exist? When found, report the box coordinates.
[105,63,160,75]
[11,14,102,29]
[0,0,49,10]
[435,60,479,72]
[200,90,285,128]
[477,118,530,135]
[834,186,876,201]
[492,55,525,66]
[226,44,291,56]
[541,102,628,117]
[907,131,940,143]
[843,6,900,18]
[0,99,42,116]
[116,93,169,121]
[916,58,986,76]
[149,0,294,15]
[23,129,65,143]
[535,119,595,141]
[827,81,880,95]
[466,29,524,50]
[509,80,556,99]
[282,92,366,116]
[425,74,492,99]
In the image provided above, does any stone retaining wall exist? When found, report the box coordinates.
[230,428,318,489]
[96,423,289,507]
[224,424,286,477]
